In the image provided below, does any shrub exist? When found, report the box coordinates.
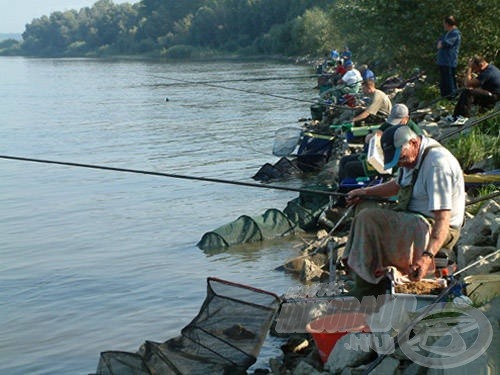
[446,125,500,170]
[162,44,196,59]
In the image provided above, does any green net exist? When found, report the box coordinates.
[197,209,295,251]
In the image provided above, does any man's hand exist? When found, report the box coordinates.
[409,255,433,281]
[345,188,366,206]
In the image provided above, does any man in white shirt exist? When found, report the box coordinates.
[320,59,362,102]
[343,125,464,299]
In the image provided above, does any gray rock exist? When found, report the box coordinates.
[470,157,497,171]
[464,273,500,304]
[324,333,375,374]
[457,246,498,275]
[292,360,324,375]
[418,120,440,138]
[457,201,499,249]
[402,361,427,375]
[301,258,327,282]
[368,356,400,375]
[340,364,370,375]
[399,298,499,375]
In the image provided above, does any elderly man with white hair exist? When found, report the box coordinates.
[343,125,465,299]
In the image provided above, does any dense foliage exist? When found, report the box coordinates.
[0,0,498,75]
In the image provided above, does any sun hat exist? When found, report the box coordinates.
[386,103,409,125]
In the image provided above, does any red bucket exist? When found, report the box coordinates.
[306,312,369,363]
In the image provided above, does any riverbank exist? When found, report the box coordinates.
[253,70,500,374]
[262,195,499,374]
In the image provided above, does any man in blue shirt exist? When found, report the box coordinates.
[436,15,461,98]
[359,64,375,81]
[341,46,352,62]
[451,55,500,123]
[330,49,340,61]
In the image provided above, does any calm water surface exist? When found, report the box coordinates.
[0,57,318,374]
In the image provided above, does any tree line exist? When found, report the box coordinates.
[0,0,498,76]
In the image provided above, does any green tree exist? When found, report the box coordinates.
[22,16,52,55]
[0,39,21,55]
[14,0,499,62]
[291,7,336,56]
[190,6,219,46]
[328,0,499,76]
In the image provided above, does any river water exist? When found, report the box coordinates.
[0,57,319,374]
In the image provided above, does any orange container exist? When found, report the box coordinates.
[306,312,369,363]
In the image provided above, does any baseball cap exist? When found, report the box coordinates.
[381,125,417,169]
[386,103,409,125]
[344,59,353,67]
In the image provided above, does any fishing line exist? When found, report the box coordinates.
[160,76,319,104]
[156,75,318,87]
[0,155,346,197]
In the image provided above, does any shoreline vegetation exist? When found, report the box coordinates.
[1,1,497,73]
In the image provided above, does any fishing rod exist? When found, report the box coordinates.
[437,109,500,142]
[2,154,496,202]
[156,75,318,87]
[465,190,500,205]
[161,76,319,104]
[363,248,500,375]
[0,155,347,198]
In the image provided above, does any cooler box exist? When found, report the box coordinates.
[366,133,392,175]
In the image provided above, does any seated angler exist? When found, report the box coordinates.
[342,125,465,299]
[448,55,500,125]
[351,79,392,126]
[331,60,347,85]
[341,46,352,61]
[359,64,375,82]
[338,104,422,181]
[320,60,362,102]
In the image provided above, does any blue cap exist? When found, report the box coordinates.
[381,125,416,169]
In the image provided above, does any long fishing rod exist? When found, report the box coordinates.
[465,190,500,205]
[157,75,318,87]
[0,155,346,197]
[3,155,496,202]
[162,76,318,104]
[437,109,500,142]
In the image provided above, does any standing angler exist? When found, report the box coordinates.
[436,15,461,98]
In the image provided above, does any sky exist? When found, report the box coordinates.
[0,0,140,33]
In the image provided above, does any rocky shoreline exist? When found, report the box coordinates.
[252,74,500,374]
[257,197,499,375]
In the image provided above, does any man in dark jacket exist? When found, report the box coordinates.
[450,55,500,125]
